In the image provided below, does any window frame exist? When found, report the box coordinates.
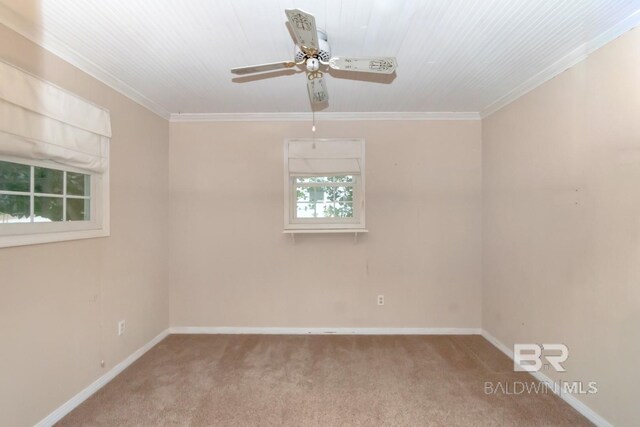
[0,155,109,248]
[290,176,361,225]
[283,138,366,231]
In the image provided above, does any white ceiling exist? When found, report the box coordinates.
[1,0,639,118]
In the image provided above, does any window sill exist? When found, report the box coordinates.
[283,228,368,242]
[0,227,109,249]
[283,229,368,234]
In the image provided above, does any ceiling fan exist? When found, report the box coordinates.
[231,9,397,106]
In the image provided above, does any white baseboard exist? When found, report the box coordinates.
[170,326,481,335]
[481,330,612,427]
[35,328,170,427]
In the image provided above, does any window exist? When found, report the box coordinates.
[0,157,107,246]
[1,159,94,223]
[294,175,358,221]
[284,139,365,231]
[0,60,110,247]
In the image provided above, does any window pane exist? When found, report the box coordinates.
[34,167,63,194]
[296,187,310,202]
[67,172,90,196]
[296,187,323,203]
[296,187,335,202]
[296,202,334,218]
[34,196,63,222]
[0,160,30,192]
[297,186,353,203]
[296,175,354,184]
[326,186,353,202]
[0,194,30,223]
[296,202,316,218]
[314,202,332,217]
[308,186,326,202]
[66,198,90,221]
[296,201,354,218]
[330,202,354,218]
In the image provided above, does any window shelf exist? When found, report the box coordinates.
[283,229,368,234]
[283,228,368,242]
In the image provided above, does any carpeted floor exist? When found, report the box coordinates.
[57,334,591,426]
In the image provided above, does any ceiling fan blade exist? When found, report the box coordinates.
[328,57,397,74]
[307,77,328,104]
[231,61,295,75]
[285,9,318,54]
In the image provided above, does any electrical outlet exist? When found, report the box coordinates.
[118,320,126,336]
[377,295,384,306]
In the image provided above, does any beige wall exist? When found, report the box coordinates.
[4,11,638,426]
[0,25,170,426]
[483,28,640,426]
[169,120,482,328]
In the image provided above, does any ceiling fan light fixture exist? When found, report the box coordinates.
[306,58,320,72]
[230,8,397,106]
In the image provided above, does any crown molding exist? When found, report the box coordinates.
[481,8,640,118]
[170,111,481,122]
[3,1,637,123]
[0,4,171,120]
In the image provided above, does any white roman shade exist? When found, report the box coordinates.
[0,60,111,173]
[287,139,363,175]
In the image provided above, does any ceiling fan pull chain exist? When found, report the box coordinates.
[312,110,316,147]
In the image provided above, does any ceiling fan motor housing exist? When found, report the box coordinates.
[295,30,331,62]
